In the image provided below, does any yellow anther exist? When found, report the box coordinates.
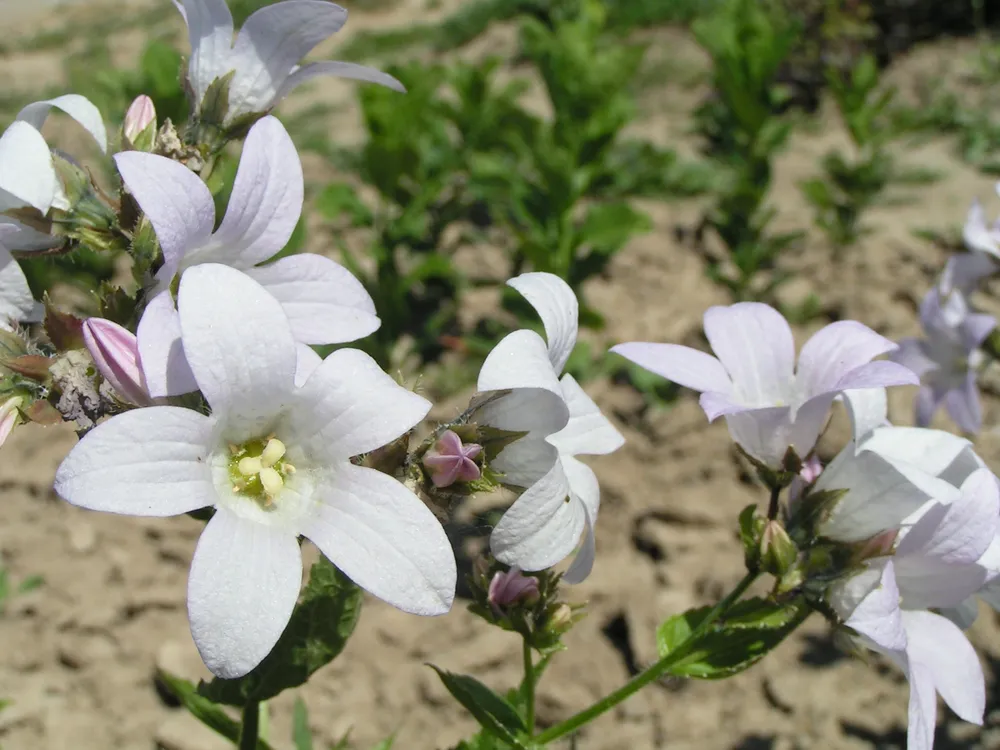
[284,463,297,474]
[259,467,284,496]
[238,456,263,477]
[260,438,287,468]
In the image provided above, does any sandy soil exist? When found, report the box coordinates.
[2,3,1000,750]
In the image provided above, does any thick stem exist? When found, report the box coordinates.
[767,484,781,520]
[238,701,259,750]
[522,637,536,736]
[534,571,759,745]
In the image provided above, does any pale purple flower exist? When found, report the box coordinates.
[116,115,379,398]
[612,303,917,468]
[175,0,403,127]
[475,273,624,584]
[891,287,994,434]
[487,567,539,611]
[55,264,455,678]
[83,318,151,406]
[423,430,482,488]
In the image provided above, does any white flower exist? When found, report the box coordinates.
[116,115,379,398]
[175,0,403,127]
[55,264,456,678]
[475,273,624,583]
[0,226,41,329]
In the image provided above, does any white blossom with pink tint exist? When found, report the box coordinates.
[123,95,156,144]
[82,318,151,406]
[423,430,482,488]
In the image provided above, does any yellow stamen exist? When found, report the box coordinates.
[238,456,263,476]
[259,467,284,496]
[260,438,287,468]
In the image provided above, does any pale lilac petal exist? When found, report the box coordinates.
[294,343,322,388]
[275,60,405,102]
[245,253,378,344]
[841,388,888,444]
[0,245,38,325]
[287,348,430,461]
[941,597,981,630]
[796,320,900,398]
[478,329,565,401]
[179,0,235,106]
[115,151,215,269]
[188,506,302,678]
[547,374,623,457]
[229,1,347,116]
[703,303,795,406]
[301,464,455,615]
[963,199,1000,258]
[54,407,217,516]
[830,360,919,392]
[699,391,749,421]
[944,373,982,434]
[436,430,463,456]
[210,117,303,267]
[491,461,584,572]
[178,264,296,436]
[508,273,579,373]
[844,561,907,652]
[83,318,150,406]
[724,406,796,468]
[136,290,199,398]
[16,94,108,153]
[610,342,732,394]
[561,456,600,584]
[915,384,944,427]
[0,121,58,213]
[475,388,564,488]
[942,253,997,294]
[960,312,996,350]
[890,338,938,379]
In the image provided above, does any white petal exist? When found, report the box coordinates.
[860,426,972,481]
[963,199,1000,258]
[54,407,217,516]
[115,151,215,270]
[841,388,888,445]
[562,505,596,585]
[188,506,302,678]
[211,116,303,267]
[941,597,981,630]
[295,343,322,387]
[288,348,429,461]
[547,374,623,457]
[561,456,600,585]
[610,341,732,394]
[16,94,108,153]
[508,273,578,373]
[0,216,60,253]
[0,121,58,213]
[491,461,585,572]
[178,264,296,436]
[475,388,565,488]
[180,0,235,107]
[275,60,405,102]
[723,406,796,468]
[0,245,38,324]
[137,290,199,398]
[796,321,897,398]
[245,253,378,344]
[301,464,455,615]
[844,561,907,652]
[228,1,347,116]
[478,329,565,401]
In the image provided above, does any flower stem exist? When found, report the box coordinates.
[238,701,259,750]
[533,571,759,745]
[767,484,781,520]
[522,637,536,735]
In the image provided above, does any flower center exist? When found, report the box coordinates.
[228,436,296,507]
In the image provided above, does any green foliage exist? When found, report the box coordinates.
[430,667,529,748]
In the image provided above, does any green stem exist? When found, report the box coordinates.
[534,571,759,745]
[238,701,259,750]
[523,637,536,736]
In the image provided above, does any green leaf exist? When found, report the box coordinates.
[315,183,374,227]
[199,557,362,706]
[16,575,43,595]
[429,666,528,747]
[157,670,275,750]
[292,698,313,750]
[369,736,396,750]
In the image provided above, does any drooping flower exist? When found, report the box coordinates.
[116,115,379,398]
[474,273,624,583]
[82,318,151,406]
[174,0,404,128]
[423,430,482,488]
[612,303,917,468]
[55,264,456,678]
[891,286,994,434]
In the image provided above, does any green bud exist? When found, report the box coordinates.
[760,520,798,578]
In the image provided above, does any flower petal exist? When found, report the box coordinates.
[275,60,405,102]
[16,94,108,153]
[841,388,888,445]
[962,199,1000,258]
[136,290,199,398]
[915,384,945,427]
[474,388,565,487]
[295,342,322,388]
[889,338,938,379]
[703,303,795,406]
[508,272,579,374]
[942,252,997,295]
[547,374,623,457]
[210,116,303,267]
[610,341,732,394]
[830,360,920,391]
[0,121,58,213]
[945,373,982,434]
[478,329,565,401]
[723,406,796,468]
[188,506,302,678]
[0,244,38,326]
[178,264,296,435]
[302,463,455,615]
[288,347,429,461]
[960,312,996,351]
[54,407,217,516]
[844,561,907,652]
[796,320,898,399]
[861,425,972,478]
[179,0,235,106]
[245,253,379,344]
[561,456,600,584]
[115,151,215,269]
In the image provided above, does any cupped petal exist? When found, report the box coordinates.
[889,338,938,379]
[563,506,596,585]
[561,456,600,585]
[114,151,215,269]
[841,388,888,445]
[302,463,456,615]
[507,273,579,373]
[843,561,907,652]
[491,461,584,572]
[228,1,348,116]
[703,303,795,406]
[547,374,623,457]
[245,253,379,344]
[797,321,898,399]
[724,405,796,468]
[54,406,217,516]
[275,60,405,102]
[179,0,235,106]
[475,388,565,488]
[210,116,303,267]
[478,329,565,400]
[16,94,108,153]
[0,121,58,213]
[944,373,982,434]
[188,506,302,678]
[136,290,199,398]
[610,341,732,395]
[288,347,430,461]
[178,264,296,435]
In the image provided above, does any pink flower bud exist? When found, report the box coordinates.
[0,395,23,448]
[82,318,150,406]
[488,567,539,611]
[423,430,482,488]
[123,95,156,148]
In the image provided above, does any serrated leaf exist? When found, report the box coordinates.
[429,666,527,747]
[199,557,362,706]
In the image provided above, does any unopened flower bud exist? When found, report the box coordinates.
[82,318,151,406]
[123,95,156,151]
[423,430,482,488]
[760,520,798,577]
[488,567,540,612]
[856,529,898,560]
[548,603,574,631]
[0,395,24,447]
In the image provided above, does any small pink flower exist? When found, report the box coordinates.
[488,567,539,611]
[82,318,150,406]
[123,95,155,142]
[423,430,482,488]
